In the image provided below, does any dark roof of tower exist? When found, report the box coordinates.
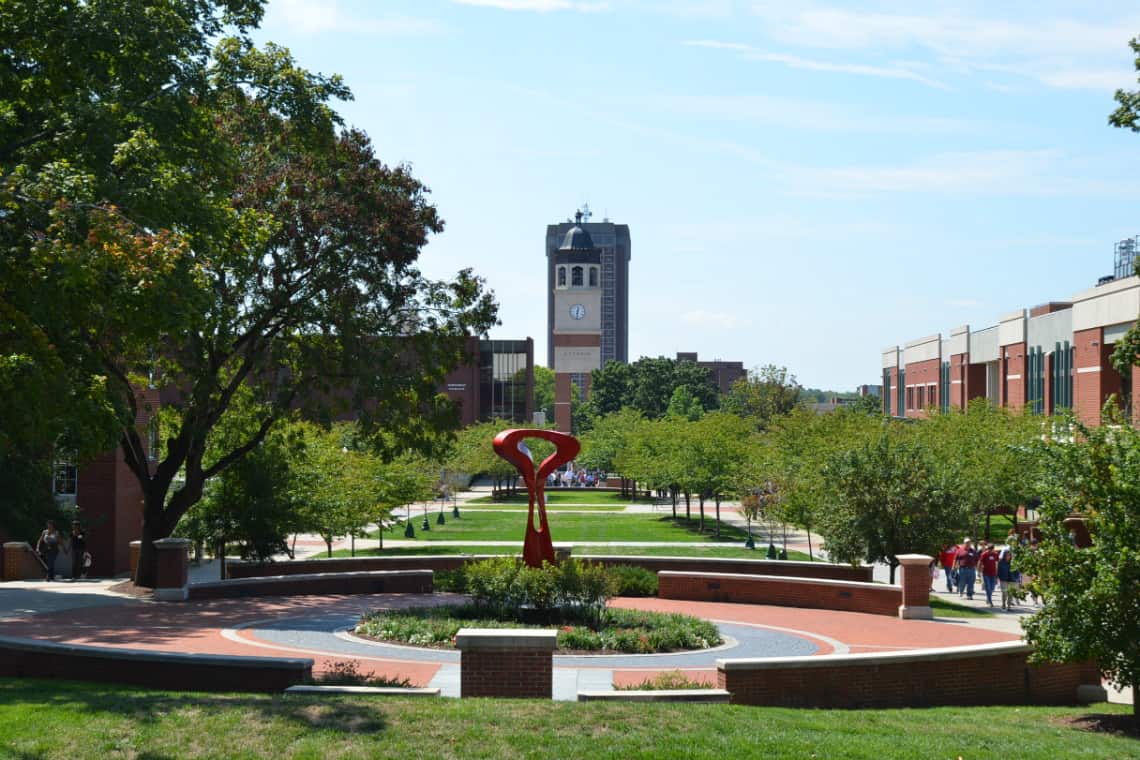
[559,224,595,251]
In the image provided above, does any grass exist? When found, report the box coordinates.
[329,544,815,562]
[372,512,755,544]
[467,491,660,505]
[930,596,996,618]
[1,678,1136,759]
[462,504,626,511]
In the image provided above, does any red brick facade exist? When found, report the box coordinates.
[1000,341,1027,411]
[1073,328,1125,426]
[904,358,940,417]
[459,649,553,698]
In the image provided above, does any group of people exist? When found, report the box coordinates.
[547,466,606,488]
[935,531,1038,610]
[34,519,90,582]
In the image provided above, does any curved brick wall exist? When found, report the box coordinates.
[226,555,872,583]
[189,569,433,600]
[658,571,903,616]
[0,635,312,692]
[718,642,1102,709]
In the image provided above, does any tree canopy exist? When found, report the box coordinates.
[0,0,497,583]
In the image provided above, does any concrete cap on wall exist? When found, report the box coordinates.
[455,629,558,651]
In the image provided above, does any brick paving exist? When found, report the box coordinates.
[0,588,1017,688]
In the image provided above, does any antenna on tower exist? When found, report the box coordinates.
[580,203,592,223]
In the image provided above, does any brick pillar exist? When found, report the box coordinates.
[457,629,557,698]
[896,554,933,620]
[153,538,190,601]
[3,542,45,581]
[554,372,572,433]
[129,540,141,582]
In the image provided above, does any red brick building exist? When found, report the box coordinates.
[882,274,1139,426]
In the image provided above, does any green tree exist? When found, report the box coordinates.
[1021,412,1140,724]
[586,357,717,420]
[532,365,555,422]
[722,365,803,430]
[0,2,497,585]
[821,431,967,583]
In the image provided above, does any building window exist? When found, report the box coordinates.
[571,266,583,287]
[589,267,598,287]
[917,386,925,409]
[52,452,77,499]
[557,267,566,287]
[148,418,159,461]
[906,387,913,410]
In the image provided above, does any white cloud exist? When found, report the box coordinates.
[266,0,443,35]
[684,40,947,89]
[746,3,1140,91]
[453,0,608,11]
[681,309,751,329]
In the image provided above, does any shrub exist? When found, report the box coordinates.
[315,661,413,688]
[433,568,465,593]
[614,670,710,691]
[460,557,618,623]
[608,564,658,597]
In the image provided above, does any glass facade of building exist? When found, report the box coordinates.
[479,339,532,423]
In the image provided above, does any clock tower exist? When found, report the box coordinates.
[550,210,603,432]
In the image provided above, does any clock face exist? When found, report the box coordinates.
[569,304,586,320]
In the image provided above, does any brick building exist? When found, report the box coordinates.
[675,352,747,395]
[882,271,1139,426]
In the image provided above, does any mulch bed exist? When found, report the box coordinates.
[1052,713,1140,738]
[106,580,155,599]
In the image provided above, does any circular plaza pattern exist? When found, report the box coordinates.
[0,586,1020,697]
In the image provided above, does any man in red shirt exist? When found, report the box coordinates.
[979,543,1000,607]
[955,539,979,600]
[939,543,958,593]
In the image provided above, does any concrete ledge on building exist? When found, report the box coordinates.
[286,685,441,697]
[577,689,730,703]
[717,641,1105,709]
[658,571,902,616]
[188,569,433,600]
[0,635,312,692]
[455,629,558,652]
[227,556,473,579]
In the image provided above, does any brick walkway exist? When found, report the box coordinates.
[0,589,1017,689]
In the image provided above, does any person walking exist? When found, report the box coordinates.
[955,538,979,601]
[997,541,1015,610]
[35,520,62,581]
[979,542,999,607]
[69,520,88,580]
[939,543,958,593]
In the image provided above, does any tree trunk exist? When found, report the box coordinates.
[698,494,705,533]
[807,529,813,561]
[326,537,333,558]
[888,559,898,584]
[671,487,677,519]
[684,492,691,521]
[218,540,227,581]
[351,533,356,557]
[984,511,992,541]
[715,495,721,538]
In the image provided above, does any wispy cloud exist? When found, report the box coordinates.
[684,40,947,89]
[746,3,1139,91]
[266,0,444,35]
[453,0,608,11]
[681,309,751,330]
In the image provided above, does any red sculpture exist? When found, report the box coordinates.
[491,428,581,567]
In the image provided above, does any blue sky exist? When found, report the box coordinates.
[256,0,1140,390]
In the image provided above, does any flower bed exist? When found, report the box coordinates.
[355,605,721,654]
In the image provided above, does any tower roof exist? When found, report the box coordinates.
[559,210,595,251]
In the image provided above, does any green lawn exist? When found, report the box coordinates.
[461,504,626,512]
[374,512,753,544]
[467,491,660,506]
[930,596,995,618]
[329,544,815,562]
[1,679,1135,759]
